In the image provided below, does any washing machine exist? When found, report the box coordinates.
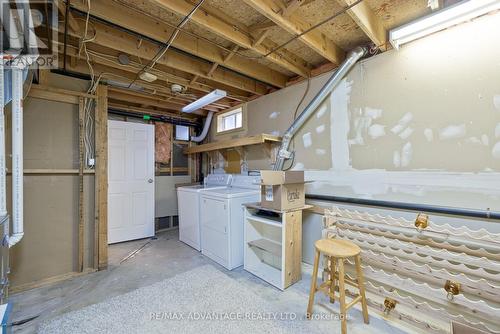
[200,175,261,270]
[177,174,232,251]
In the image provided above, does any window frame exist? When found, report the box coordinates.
[216,106,245,134]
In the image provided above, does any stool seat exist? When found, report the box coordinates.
[315,238,361,258]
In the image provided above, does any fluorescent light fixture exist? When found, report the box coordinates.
[182,89,227,113]
[390,0,500,49]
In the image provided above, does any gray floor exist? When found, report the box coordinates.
[10,229,408,334]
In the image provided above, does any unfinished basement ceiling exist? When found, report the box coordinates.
[63,0,432,116]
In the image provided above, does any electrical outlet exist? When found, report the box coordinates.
[88,158,95,167]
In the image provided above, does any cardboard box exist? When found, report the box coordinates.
[260,171,305,211]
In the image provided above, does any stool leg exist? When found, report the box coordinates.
[338,259,347,334]
[330,256,336,303]
[307,250,320,319]
[355,254,369,324]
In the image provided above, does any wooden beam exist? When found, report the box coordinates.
[55,0,80,32]
[150,0,311,77]
[95,85,108,270]
[244,0,345,65]
[108,103,198,121]
[184,134,281,154]
[70,0,288,88]
[28,86,79,104]
[253,30,271,48]
[60,46,248,103]
[78,97,85,273]
[64,20,270,96]
[336,0,387,50]
[108,89,189,112]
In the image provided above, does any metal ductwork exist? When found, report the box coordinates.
[273,46,368,171]
[191,111,213,143]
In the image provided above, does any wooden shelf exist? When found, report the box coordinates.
[184,134,281,154]
[248,238,282,257]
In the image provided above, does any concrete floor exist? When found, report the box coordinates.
[10,229,408,334]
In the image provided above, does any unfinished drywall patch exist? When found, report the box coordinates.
[315,148,326,156]
[424,128,434,142]
[316,104,327,119]
[269,111,280,119]
[439,124,466,140]
[401,142,413,167]
[330,79,352,171]
[391,112,413,135]
[493,142,500,159]
[368,124,385,139]
[481,135,489,146]
[315,125,325,134]
[399,127,414,140]
[302,132,313,148]
[393,151,401,168]
[494,95,500,111]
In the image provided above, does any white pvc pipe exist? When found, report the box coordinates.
[0,61,6,217]
[191,111,213,143]
[9,67,24,247]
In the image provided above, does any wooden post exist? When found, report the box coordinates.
[78,97,85,272]
[95,85,108,270]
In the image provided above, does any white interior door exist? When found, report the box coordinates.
[108,120,155,244]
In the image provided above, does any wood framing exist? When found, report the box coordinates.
[336,0,387,50]
[244,0,345,65]
[64,20,270,96]
[70,0,289,88]
[184,134,281,154]
[78,97,85,273]
[149,0,311,77]
[95,85,108,270]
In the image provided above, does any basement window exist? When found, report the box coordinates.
[217,107,243,133]
[175,125,190,141]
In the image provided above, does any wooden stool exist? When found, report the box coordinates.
[307,238,369,334]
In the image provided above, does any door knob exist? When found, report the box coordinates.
[148,179,153,183]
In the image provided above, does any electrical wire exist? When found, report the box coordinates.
[109,0,365,61]
[127,0,205,88]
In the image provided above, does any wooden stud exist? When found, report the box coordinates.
[70,0,289,87]
[336,0,387,50]
[244,0,345,65]
[95,85,108,270]
[184,134,281,154]
[78,97,85,272]
[63,20,270,95]
[150,0,311,77]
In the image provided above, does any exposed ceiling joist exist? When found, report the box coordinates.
[63,20,269,96]
[336,0,387,50]
[70,0,288,88]
[150,0,311,78]
[55,0,80,32]
[244,0,345,66]
[60,43,250,104]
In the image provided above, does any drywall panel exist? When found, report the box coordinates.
[6,82,96,288]
[155,175,191,217]
[207,12,500,258]
[214,12,500,211]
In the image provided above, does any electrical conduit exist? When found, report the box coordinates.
[191,111,213,143]
[9,67,24,247]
